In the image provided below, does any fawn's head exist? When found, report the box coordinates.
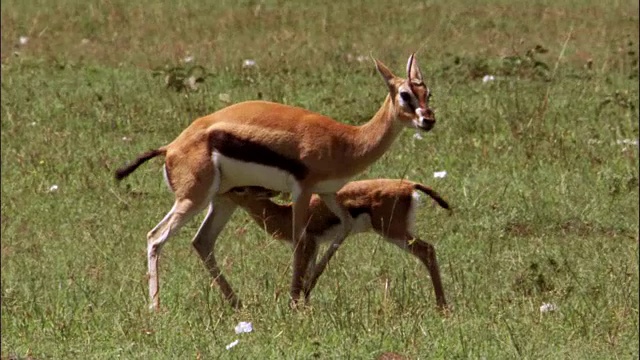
[227,186,281,201]
[374,53,435,132]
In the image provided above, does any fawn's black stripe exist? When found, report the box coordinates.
[318,206,370,232]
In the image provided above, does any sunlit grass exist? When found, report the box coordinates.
[1,0,638,358]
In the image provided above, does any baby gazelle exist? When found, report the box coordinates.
[225,179,451,310]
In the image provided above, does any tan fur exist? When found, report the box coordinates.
[223,179,450,310]
[114,54,437,311]
[167,97,402,188]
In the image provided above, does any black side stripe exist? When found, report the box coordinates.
[210,130,309,180]
[319,206,371,231]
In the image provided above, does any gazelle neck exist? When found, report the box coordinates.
[352,95,405,165]
[236,198,294,240]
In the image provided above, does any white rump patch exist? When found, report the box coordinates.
[406,190,422,235]
[162,165,173,192]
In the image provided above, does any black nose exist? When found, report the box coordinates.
[423,108,435,121]
[417,117,435,131]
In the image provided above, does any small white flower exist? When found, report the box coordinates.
[49,185,59,192]
[183,55,194,63]
[234,321,253,334]
[433,171,447,179]
[346,54,369,63]
[616,139,638,146]
[482,75,495,83]
[225,339,239,350]
[122,136,132,142]
[242,59,256,68]
[185,76,199,91]
[19,36,29,45]
[413,132,423,141]
[539,302,558,313]
[218,93,231,103]
[29,121,37,126]
[355,55,368,63]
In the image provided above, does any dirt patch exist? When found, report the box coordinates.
[513,258,562,296]
[377,352,408,360]
[504,221,535,237]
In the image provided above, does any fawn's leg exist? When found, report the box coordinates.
[387,234,447,311]
[303,194,353,296]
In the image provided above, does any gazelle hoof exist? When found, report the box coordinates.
[289,298,303,311]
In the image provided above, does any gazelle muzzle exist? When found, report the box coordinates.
[414,107,436,131]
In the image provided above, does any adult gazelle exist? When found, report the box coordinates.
[114,54,437,310]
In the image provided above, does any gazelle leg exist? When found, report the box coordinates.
[303,194,353,296]
[290,186,313,307]
[147,199,203,311]
[387,234,447,311]
[302,239,319,301]
[320,194,354,241]
[191,197,240,308]
[303,239,338,298]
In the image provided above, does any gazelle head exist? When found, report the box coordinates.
[374,53,435,132]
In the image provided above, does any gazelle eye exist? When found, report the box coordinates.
[400,91,412,103]
[399,91,417,112]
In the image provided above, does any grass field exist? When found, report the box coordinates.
[1,0,639,359]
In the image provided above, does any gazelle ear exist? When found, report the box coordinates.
[373,56,396,91]
[406,53,423,83]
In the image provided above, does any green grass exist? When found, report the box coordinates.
[1,0,638,358]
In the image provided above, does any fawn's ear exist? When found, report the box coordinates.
[373,57,396,92]
[406,53,423,83]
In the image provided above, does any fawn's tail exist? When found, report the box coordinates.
[413,183,451,211]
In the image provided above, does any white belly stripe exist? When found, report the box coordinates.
[213,151,296,193]
[212,151,352,195]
